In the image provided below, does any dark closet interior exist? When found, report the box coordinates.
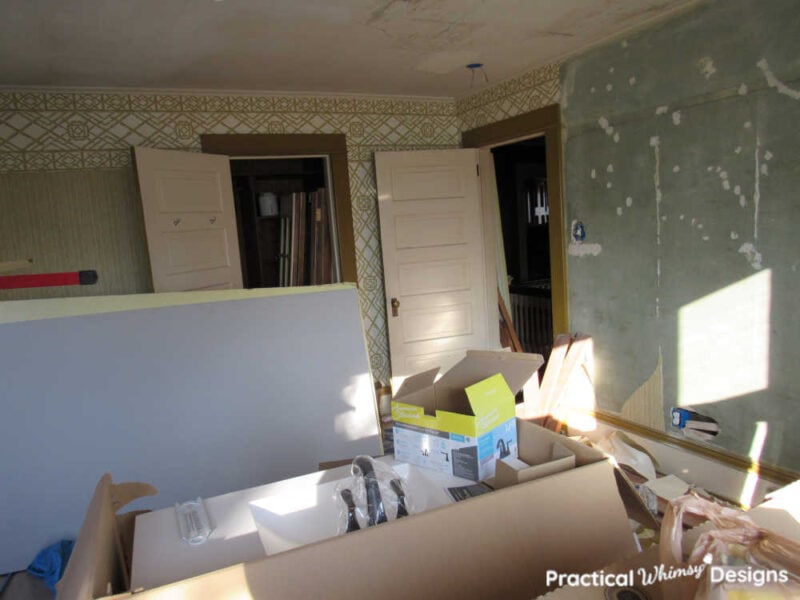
[492,136,554,358]
[231,157,338,289]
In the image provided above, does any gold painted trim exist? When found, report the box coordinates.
[594,409,799,486]
[461,105,569,335]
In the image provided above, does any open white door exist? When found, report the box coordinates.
[376,149,496,384]
[134,147,243,292]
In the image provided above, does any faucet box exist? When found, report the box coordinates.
[391,351,544,480]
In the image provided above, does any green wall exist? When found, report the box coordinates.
[562,0,800,469]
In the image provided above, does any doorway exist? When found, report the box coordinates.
[230,156,341,289]
[461,104,568,356]
[491,136,553,359]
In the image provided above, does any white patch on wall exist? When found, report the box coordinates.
[613,133,620,143]
[702,235,709,241]
[606,164,614,173]
[651,135,663,316]
[738,84,748,95]
[568,242,603,257]
[606,182,612,188]
[739,242,763,270]
[760,163,769,176]
[590,168,596,179]
[722,180,731,190]
[753,137,762,242]
[661,215,667,221]
[606,83,613,92]
[734,185,741,195]
[616,206,623,216]
[673,165,680,173]
[629,76,636,86]
[591,86,596,93]
[621,39,629,48]
[697,56,717,79]
[730,231,739,240]
[672,111,681,125]
[609,67,615,74]
[764,150,773,161]
[744,121,752,129]
[739,195,747,207]
[757,58,800,100]
[735,146,742,154]
[679,214,685,220]
[697,224,704,229]
[655,105,669,115]
[626,196,633,207]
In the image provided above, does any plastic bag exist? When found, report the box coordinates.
[659,493,800,599]
[335,456,414,534]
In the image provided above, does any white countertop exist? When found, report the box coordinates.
[130,458,474,591]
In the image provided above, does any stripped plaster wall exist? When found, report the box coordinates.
[0,90,460,384]
[561,0,800,469]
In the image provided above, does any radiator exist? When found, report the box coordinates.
[510,292,553,358]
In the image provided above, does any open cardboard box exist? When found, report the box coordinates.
[391,350,545,480]
[494,440,576,490]
[58,420,658,600]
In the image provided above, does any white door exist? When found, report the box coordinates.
[134,147,243,292]
[375,149,496,384]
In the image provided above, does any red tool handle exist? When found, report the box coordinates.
[0,270,98,290]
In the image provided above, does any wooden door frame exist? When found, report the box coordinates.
[461,104,568,336]
[200,133,357,284]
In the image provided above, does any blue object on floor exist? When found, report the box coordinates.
[26,540,75,593]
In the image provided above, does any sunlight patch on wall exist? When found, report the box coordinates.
[678,270,771,407]
[739,420,768,509]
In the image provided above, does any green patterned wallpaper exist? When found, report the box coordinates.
[0,63,559,383]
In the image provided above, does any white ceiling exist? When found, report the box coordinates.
[0,0,697,98]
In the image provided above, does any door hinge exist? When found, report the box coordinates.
[476,163,480,177]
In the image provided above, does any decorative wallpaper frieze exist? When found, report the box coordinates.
[455,63,560,131]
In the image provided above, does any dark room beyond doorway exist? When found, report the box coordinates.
[492,136,554,360]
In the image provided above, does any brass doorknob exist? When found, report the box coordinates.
[390,297,400,317]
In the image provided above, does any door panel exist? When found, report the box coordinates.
[397,259,470,296]
[394,212,467,248]
[134,147,243,292]
[376,149,493,382]
[391,166,465,200]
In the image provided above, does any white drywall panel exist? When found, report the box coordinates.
[0,285,381,572]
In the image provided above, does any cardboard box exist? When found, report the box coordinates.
[391,351,544,480]
[58,419,654,600]
[494,440,576,489]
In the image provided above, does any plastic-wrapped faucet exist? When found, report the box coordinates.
[334,456,414,534]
